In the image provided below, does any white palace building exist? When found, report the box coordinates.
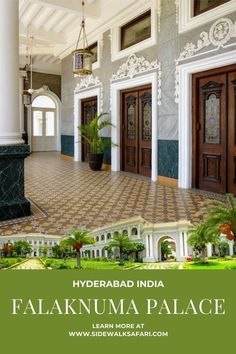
[0,217,234,260]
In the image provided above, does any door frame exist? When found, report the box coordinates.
[74,87,101,162]
[111,72,158,182]
[81,96,98,162]
[31,107,57,152]
[27,88,61,152]
[178,49,236,189]
[192,64,236,191]
[120,85,152,176]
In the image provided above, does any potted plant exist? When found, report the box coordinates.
[78,112,115,171]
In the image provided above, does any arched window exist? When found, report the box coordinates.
[131,227,138,236]
[32,95,56,108]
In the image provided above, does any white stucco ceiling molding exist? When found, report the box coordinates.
[174,17,236,103]
[111,53,162,105]
[74,75,103,112]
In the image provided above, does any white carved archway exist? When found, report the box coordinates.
[156,235,177,262]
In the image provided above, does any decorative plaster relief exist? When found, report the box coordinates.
[74,75,103,111]
[32,85,60,99]
[175,0,179,25]
[36,85,50,93]
[175,17,236,103]
[155,0,162,32]
[75,75,101,91]
[111,53,162,105]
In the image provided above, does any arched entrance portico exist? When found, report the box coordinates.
[157,236,176,262]
[144,229,189,263]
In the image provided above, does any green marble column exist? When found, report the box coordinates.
[0,145,31,221]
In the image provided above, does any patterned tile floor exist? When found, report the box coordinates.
[0,152,225,236]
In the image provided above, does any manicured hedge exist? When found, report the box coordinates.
[0,258,24,269]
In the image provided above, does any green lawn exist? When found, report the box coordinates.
[183,259,236,270]
[42,258,137,270]
[3,257,235,270]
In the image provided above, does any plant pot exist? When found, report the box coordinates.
[88,153,103,171]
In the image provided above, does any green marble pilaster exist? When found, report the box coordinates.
[0,145,31,221]
[158,140,178,179]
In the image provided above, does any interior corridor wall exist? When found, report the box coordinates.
[60,0,236,179]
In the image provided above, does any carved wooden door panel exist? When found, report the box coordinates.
[197,74,227,193]
[123,92,139,174]
[139,89,152,177]
[121,86,152,177]
[81,97,97,162]
[228,72,236,195]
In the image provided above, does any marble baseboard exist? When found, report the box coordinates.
[60,136,111,164]
[157,176,178,187]
[61,135,74,157]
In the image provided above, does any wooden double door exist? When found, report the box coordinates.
[193,65,236,194]
[121,86,152,177]
[81,97,97,162]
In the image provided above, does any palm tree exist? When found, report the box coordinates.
[187,223,219,261]
[62,230,95,268]
[203,194,236,243]
[108,233,133,265]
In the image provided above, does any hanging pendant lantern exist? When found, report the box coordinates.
[73,48,92,75]
[22,90,32,107]
[73,1,92,76]
[22,36,34,106]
